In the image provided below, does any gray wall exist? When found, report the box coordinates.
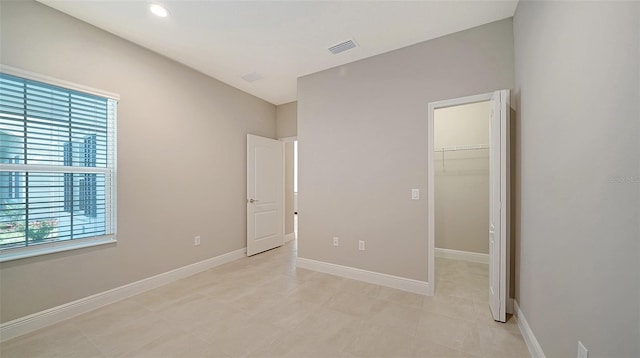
[514,1,639,357]
[276,101,297,139]
[297,19,513,281]
[0,1,276,323]
[435,101,490,254]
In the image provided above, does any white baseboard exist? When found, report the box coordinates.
[296,257,431,295]
[435,248,489,264]
[0,247,246,343]
[514,300,546,358]
[284,233,295,243]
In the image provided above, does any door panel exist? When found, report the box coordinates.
[488,90,509,322]
[247,134,284,256]
[255,211,279,239]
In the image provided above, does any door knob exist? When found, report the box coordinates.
[249,198,259,203]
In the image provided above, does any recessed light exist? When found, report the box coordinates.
[242,72,264,83]
[150,4,169,18]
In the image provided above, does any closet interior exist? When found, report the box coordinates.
[434,101,491,306]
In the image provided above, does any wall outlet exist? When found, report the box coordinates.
[358,240,365,251]
[333,237,339,246]
[194,236,201,246]
[412,189,420,200]
[577,341,588,358]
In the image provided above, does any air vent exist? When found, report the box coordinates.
[241,72,263,82]
[328,39,357,55]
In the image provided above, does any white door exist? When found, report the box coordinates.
[247,134,284,256]
[488,90,510,322]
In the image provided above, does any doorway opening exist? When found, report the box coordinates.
[427,90,510,322]
[282,138,298,245]
[293,140,298,241]
[433,100,491,314]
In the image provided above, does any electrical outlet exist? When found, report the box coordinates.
[194,236,201,246]
[577,341,588,358]
[333,237,339,246]
[358,240,365,251]
[412,189,420,200]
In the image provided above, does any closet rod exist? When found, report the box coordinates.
[434,144,489,152]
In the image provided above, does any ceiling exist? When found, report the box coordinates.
[38,1,518,105]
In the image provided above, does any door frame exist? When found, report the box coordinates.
[279,136,297,243]
[427,92,510,313]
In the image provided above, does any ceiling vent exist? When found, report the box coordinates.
[242,72,263,82]
[328,39,357,55]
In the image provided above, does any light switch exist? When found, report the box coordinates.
[412,189,420,200]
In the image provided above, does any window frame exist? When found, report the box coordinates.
[0,65,119,262]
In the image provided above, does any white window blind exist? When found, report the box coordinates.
[0,71,117,261]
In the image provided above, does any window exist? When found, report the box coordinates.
[0,68,118,261]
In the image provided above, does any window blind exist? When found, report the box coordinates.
[0,72,117,257]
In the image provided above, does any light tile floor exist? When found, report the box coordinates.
[0,242,529,357]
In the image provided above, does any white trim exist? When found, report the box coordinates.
[430,93,493,110]
[109,99,118,239]
[278,136,297,142]
[0,236,116,263]
[0,247,246,342]
[435,248,489,264]
[284,233,295,243]
[0,65,120,100]
[427,102,436,296]
[514,300,546,358]
[296,257,431,295]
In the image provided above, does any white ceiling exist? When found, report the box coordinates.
[38,1,518,105]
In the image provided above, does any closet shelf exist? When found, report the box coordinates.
[435,144,489,170]
[434,144,489,152]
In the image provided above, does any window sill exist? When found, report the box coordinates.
[0,236,116,263]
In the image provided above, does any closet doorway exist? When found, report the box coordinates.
[427,90,510,322]
[434,101,490,260]
[281,137,297,244]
